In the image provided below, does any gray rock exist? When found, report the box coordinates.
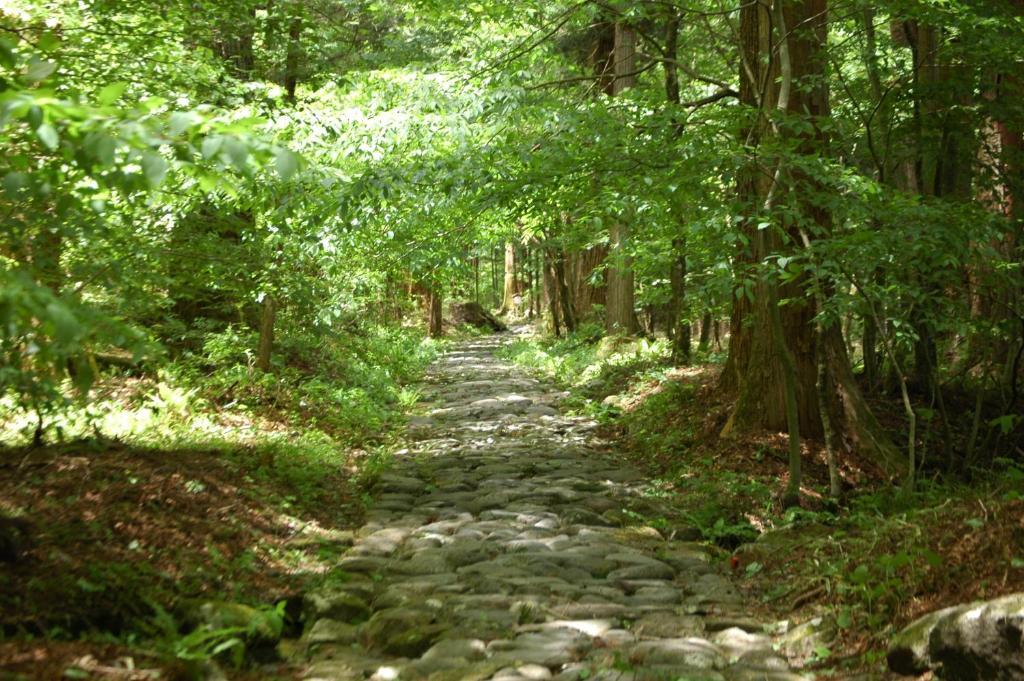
[889,593,1024,680]
[422,638,488,661]
[359,608,445,657]
[778,617,835,664]
[306,619,358,646]
[632,612,706,638]
[303,660,365,681]
[304,589,372,623]
[630,638,727,669]
[888,606,957,675]
[607,562,676,581]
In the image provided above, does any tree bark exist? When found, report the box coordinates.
[670,238,691,364]
[428,289,443,338]
[552,248,576,333]
[664,13,690,365]
[604,22,639,336]
[500,241,518,314]
[542,250,562,336]
[698,312,713,352]
[719,0,904,478]
[605,221,637,335]
[612,23,637,94]
[567,246,607,318]
[284,15,302,103]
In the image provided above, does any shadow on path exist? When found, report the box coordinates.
[302,335,809,681]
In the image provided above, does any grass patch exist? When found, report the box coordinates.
[0,322,437,677]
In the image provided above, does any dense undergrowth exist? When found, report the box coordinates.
[501,327,1024,674]
[0,322,439,678]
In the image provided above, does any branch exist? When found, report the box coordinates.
[527,62,659,90]
[681,88,739,108]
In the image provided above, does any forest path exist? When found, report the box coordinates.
[302,334,809,681]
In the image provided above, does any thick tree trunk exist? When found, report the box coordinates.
[669,238,691,364]
[428,289,443,338]
[720,0,903,478]
[605,222,637,335]
[604,23,638,336]
[284,15,302,103]
[823,325,905,476]
[612,23,637,93]
[698,312,713,352]
[567,246,607,318]
[719,0,772,394]
[552,248,576,333]
[256,295,277,372]
[542,250,562,336]
[500,242,518,314]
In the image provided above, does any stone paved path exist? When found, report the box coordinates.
[302,335,810,681]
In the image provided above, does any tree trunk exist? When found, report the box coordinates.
[612,23,637,94]
[605,221,637,335]
[428,289,443,338]
[284,15,302,103]
[567,246,607,318]
[664,14,690,365]
[256,295,277,372]
[670,238,691,364]
[719,0,904,478]
[719,0,773,394]
[474,255,480,304]
[500,242,518,314]
[863,313,879,390]
[604,22,639,336]
[698,312,713,352]
[216,6,256,78]
[542,250,562,336]
[552,248,576,333]
[491,247,500,308]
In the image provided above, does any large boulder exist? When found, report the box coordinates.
[888,593,1024,680]
[449,302,507,332]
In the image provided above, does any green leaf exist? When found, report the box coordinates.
[46,302,81,345]
[25,58,57,82]
[38,31,61,52]
[3,171,28,198]
[169,111,201,136]
[275,148,300,180]
[36,123,59,150]
[224,137,249,172]
[201,135,223,160]
[141,151,168,187]
[25,105,43,130]
[849,564,871,585]
[97,81,128,106]
[921,549,943,568]
[85,131,117,166]
[0,39,15,69]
